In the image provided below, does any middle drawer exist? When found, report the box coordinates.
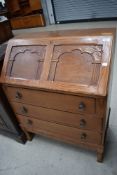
[11,102,102,131]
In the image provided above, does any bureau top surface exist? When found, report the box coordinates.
[1,28,115,97]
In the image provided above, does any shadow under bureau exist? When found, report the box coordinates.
[0,28,115,162]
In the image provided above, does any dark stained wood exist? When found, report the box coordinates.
[29,0,42,11]
[10,14,45,29]
[1,28,115,162]
[6,0,20,16]
[7,0,42,17]
[6,0,45,29]
[0,20,13,44]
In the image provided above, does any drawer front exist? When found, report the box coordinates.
[10,14,45,29]
[3,86,96,114]
[17,115,101,145]
[12,102,102,131]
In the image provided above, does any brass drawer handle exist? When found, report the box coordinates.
[15,91,22,99]
[80,119,86,128]
[79,102,85,111]
[80,133,87,140]
[27,119,33,125]
[21,106,28,114]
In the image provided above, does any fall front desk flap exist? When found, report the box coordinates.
[1,29,115,96]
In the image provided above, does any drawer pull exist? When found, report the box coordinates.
[21,106,28,114]
[15,91,22,99]
[79,102,85,111]
[80,119,86,128]
[80,133,87,140]
[27,119,33,125]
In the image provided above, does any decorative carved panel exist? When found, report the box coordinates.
[48,44,102,86]
[6,46,46,80]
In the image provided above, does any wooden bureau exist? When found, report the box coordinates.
[0,28,115,162]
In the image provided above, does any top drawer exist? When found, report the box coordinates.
[3,86,96,114]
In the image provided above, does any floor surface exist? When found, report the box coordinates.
[0,21,117,175]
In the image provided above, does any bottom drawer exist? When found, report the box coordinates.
[17,115,101,145]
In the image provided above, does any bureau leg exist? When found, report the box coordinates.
[21,127,33,141]
[97,150,104,162]
[97,108,110,162]
[97,152,104,162]
[16,132,27,144]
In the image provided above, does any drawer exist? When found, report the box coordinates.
[12,102,102,131]
[10,14,45,29]
[3,86,96,114]
[17,115,101,145]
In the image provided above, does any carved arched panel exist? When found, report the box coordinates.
[6,46,46,80]
[48,45,102,86]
